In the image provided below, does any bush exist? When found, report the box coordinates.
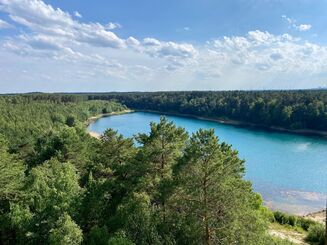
[273,211,294,226]
[305,224,325,245]
[270,237,296,245]
[273,211,317,231]
[66,116,75,127]
[108,231,135,245]
[297,217,317,231]
[87,225,110,245]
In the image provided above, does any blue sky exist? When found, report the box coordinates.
[0,0,327,92]
[42,0,327,43]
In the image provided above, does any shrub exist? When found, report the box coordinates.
[108,231,135,245]
[273,211,295,226]
[87,225,110,245]
[273,211,318,231]
[66,116,75,127]
[297,217,317,231]
[305,224,325,245]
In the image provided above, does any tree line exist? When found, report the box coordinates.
[86,90,327,132]
[0,94,302,244]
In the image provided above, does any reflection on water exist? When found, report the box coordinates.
[88,112,327,214]
[254,182,325,214]
[293,142,311,152]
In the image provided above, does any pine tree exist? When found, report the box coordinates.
[136,116,188,203]
[172,129,268,245]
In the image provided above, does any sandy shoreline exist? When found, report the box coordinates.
[86,109,134,138]
[88,131,101,139]
[85,109,134,126]
[305,209,326,224]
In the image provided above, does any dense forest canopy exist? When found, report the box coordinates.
[86,90,327,132]
[0,94,325,244]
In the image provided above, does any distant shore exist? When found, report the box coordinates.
[305,209,326,224]
[86,109,327,138]
[137,109,327,139]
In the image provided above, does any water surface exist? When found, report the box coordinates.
[88,112,327,214]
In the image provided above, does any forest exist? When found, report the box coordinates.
[0,94,325,245]
[87,90,327,132]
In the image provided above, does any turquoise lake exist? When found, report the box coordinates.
[88,112,327,214]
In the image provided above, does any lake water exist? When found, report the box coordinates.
[88,112,327,214]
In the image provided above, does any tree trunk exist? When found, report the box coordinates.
[203,165,210,245]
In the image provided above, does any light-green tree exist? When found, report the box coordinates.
[0,135,25,202]
[49,213,83,245]
[108,231,135,245]
[10,159,82,243]
[113,192,162,245]
[0,135,26,243]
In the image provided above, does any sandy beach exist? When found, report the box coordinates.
[86,109,134,139]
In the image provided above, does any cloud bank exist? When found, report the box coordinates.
[0,0,326,92]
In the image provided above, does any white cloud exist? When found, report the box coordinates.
[0,19,12,28]
[106,22,121,30]
[141,38,198,69]
[282,15,312,32]
[75,23,126,48]
[282,15,295,24]
[209,30,327,74]
[74,11,82,18]
[0,0,197,71]
[126,36,140,46]
[0,0,125,48]
[21,34,63,50]
[296,24,312,32]
[143,38,161,46]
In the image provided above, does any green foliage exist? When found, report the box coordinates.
[87,225,110,245]
[108,231,135,245]
[114,192,162,245]
[269,237,296,245]
[135,117,188,206]
[96,128,136,180]
[66,116,76,127]
[274,211,296,226]
[172,129,268,244]
[273,211,317,231]
[78,172,110,232]
[305,224,325,245]
[9,159,82,243]
[0,135,25,201]
[49,213,83,245]
[0,95,126,151]
[297,217,319,231]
